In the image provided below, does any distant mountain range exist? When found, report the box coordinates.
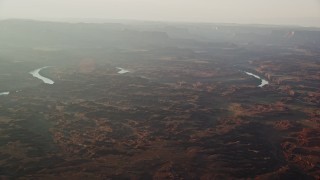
[1,17,320,27]
[0,19,319,51]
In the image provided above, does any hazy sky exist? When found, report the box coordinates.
[0,0,319,26]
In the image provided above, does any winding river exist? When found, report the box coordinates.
[29,66,54,84]
[0,92,10,96]
[244,71,269,88]
[116,67,130,74]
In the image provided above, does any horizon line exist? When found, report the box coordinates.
[1,17,320,28]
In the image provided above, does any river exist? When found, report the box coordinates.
[244,71,269,87]
[116,67,130,74]
[29,66,54,84]
[0,92,10,96]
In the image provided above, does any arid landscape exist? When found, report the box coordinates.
[0,20,319,179]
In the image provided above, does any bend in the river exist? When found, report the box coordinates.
[116,67,130,74]
[244,71,269,88]
[30,66,54,84]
